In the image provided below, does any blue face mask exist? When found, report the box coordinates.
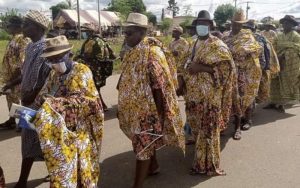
[196,25,209,36]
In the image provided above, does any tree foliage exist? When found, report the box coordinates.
[160,18,173,33]
[182,4,193,16]
[145,12,157,25]
[213,4,236,27]
[50,2,70,19]
[167,0,179,17]
[107,0,146,18]
[0,8,20,23]
[179,17,193,31]
[65,0,77,9]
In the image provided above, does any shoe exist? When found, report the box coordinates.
[0,119,15,130]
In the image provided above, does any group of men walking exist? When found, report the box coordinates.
[0,7,299,188]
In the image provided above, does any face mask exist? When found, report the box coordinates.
[51,62,67,74]
[196,25,209,36]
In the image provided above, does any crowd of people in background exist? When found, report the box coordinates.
[0,6,299,188]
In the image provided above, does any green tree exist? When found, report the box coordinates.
[167,0,179,17]
[0,8,20,23]
[50,2,70,19]
[107,0,146,18]
[145,12,157,25]
[65,0,77,9]
[160,18,173,33]
[213,4,236,27]
[182,4,193,16]
[179,17,193,32]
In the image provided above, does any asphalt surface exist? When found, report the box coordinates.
[0,74,300,188]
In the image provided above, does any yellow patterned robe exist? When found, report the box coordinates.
[183,36,235,174]
[34,62,104,188]
[261,30,277,44]
[223,29,262,114]
[271,31,300,104]
[169,37,189,70]
[1,34,29,109]
[118,37,185,160]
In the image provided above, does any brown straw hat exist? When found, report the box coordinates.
[41,35,73,58]
[232,9,248,24]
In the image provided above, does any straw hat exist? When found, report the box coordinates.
[25,10,49,30]
[232,9,248,24]
[40,35,73,58]
[124,13,148,28]
[173,26,183,34]
[279,15,298,26]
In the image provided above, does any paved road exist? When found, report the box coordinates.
[0,74,300,188]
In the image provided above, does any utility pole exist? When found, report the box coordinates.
[76,0,81,40]
[234,0,237,8]
[246,1,250,19]
[97,0,102,36]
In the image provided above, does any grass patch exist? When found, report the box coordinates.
[0,36,172,74]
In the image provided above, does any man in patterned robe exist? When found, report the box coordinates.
[0,16,29,130]
[223,10,262,140]
[117,13,185,188]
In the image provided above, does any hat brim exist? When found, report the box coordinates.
[232,20,249,24]
[264,24,276,29]
[123,23,149,28]
[279,18,298,26]
[40,46,73,58]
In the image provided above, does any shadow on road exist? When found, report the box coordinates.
[0,129,20,142]
[104,105,118,121]
[100,146,219,188]
[252,104,296,127]
[6,178,46,188]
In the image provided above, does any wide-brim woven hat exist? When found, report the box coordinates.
[279,15,298,26]
[25,10,49,30]
[172,26,183,34]
[124,13,149,28]
[40,35,73,58]
[232,9,248,24]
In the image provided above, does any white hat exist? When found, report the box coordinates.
[40,35,73,58]
[124,13,148,28]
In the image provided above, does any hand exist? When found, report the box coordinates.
[42,94,55,101]
[187,63,202,75]
[1,84,10,92]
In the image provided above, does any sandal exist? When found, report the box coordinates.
[241,123,251,131]
[189,168,204,176]
[148,167,160,176]
[207,169,226,176]
[43,175,50,182]
[233,130,241,140]
[276,105,285,113]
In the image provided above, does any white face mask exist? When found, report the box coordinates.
[51,62,67,74]
[196,25,209,37]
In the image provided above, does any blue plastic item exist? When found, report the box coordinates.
[18,109,37,130]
